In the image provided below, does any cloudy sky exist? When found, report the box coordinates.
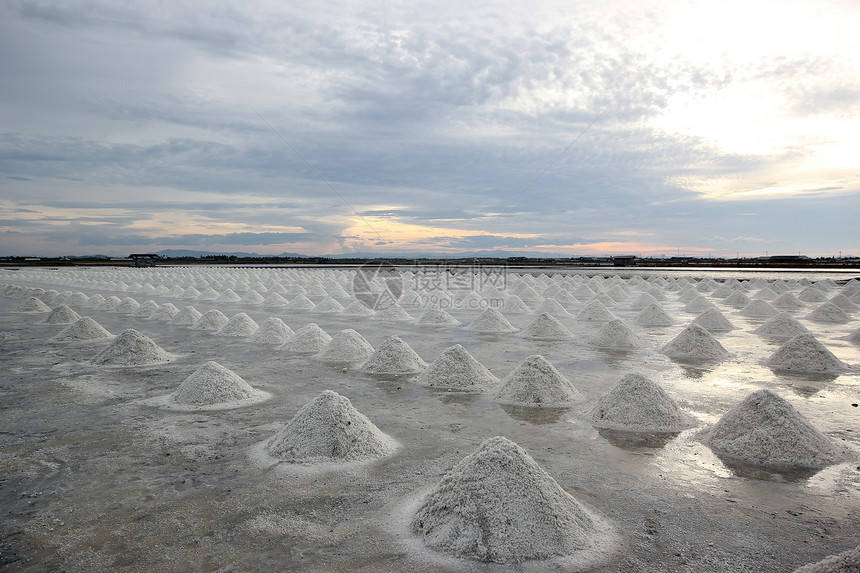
[1,0,858,258]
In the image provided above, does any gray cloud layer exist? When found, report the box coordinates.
[0,0,857,256]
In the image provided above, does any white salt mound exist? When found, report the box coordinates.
[691,308,736,332]
[15,297,52,313]
[577,300,616,322]
[361,335,426,375]
[533,297,571,317]
[465,307,517,333]
[373,303,414,322]
[263,390,396,465]
[217,313,260,337]
[723,290,751,307]
[315,328,374,363]
[635,303,674,327]
[765,333,847,374]
[152,303,180,322]
[588,319,641,350]
[805,302,850,324]
[521,312,573,340]
[286,294,316,310]
[281,323,332,353]
[417,306,460,326]
[793,545,860,573]
[755,312,810,339]
[247,317,294,345]
[587,373,694,432]
[43,304,82,325]
[740,299,779,318]
[314,296,345,313]
[52,317,113,342]
[172,306,202,325]
[416,344,497,389]
[91,329,171,366]
[191,309,230,331]
[494,355,580,406]
[113,297,141,314]
[165,361,270,410]
[340,300,376,317]
[411,436,614,564]
[660,324,729,360]
[700,389,843,468]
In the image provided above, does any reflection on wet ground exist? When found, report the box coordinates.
[595,427,681,450]
[714,453,825,483]
[500,403,571,425]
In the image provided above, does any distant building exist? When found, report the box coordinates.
[129,254,161,268]
[613,255,637,267]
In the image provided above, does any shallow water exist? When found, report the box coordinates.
[1,268,859,572]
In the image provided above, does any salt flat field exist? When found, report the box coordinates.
[1,266,859,572]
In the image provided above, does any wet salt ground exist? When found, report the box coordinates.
[1,271,859,571]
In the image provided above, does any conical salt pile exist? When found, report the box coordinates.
[521,312,573,341]
[216,289,242,303]
[217,313,259,337]
[64,292,89,307]
[502,295,532,314]
[15,297,52,313]
[740,299,779,318]
[587,373,694,432]
[417,306,460,326]
[340,300,376,317]
[700,389,843,467]
[723,290,751,307]
[805,302,850,324]
[683,295,716,313]
[765,333,847,374]
[152,303,180,322]
[772,292,804,309]
[240,289,265,305]
[373,303,414,322]
[99,296,122,311]
[247,317,294,345]
[263,390,396,465]
[172,306,202,326]
[263,292,289,308]
[828,293,859,312]
[410,436,614,564]
[754,312,810,339]
[533,297,571,317]
[43,304,82,325]
[314,296,346,313]
[191,309,229,331]
[793,545,860,573]
[281,323,332,353]
[112,297,141,314]
[362,335,426,375]
[91,329,171,366]
[635,303,674,327]
[588,318,641,350]
[798,287,828,303]
[416,344,497,389]
[132,300,160,318]
[660,324,729,360]
[286,294,316,310]
[691,308,736,332]
[52,317,113,342]
[494,355,580,406]
[465,308,517,333]
[630,293,660,311]
[576,300,616,322]
[162,361,270,410]
[315,329,375,363]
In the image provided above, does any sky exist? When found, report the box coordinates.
[1,0,858,258]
